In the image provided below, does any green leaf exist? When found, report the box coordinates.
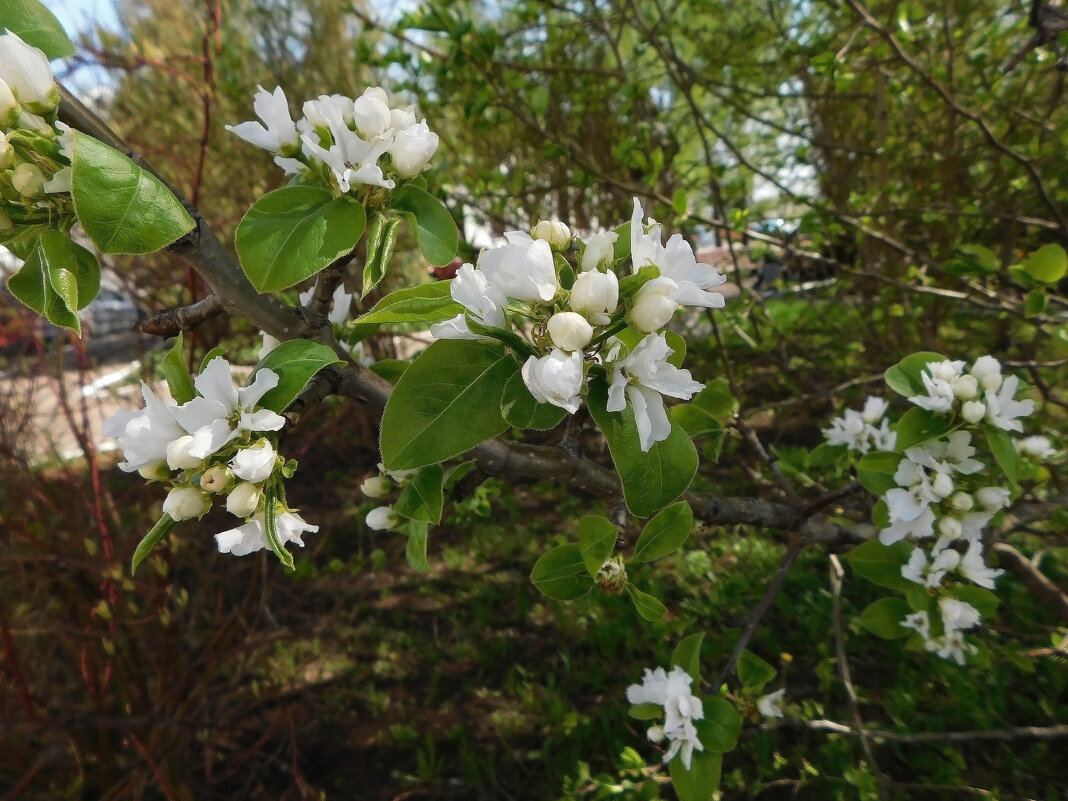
[381,340,519,470]
[390,184,458,265]
[200,347,226,372]
[463,312,536,358]
[1023,243,1067,284]
[856,451,902,496]
[894,407,955,451]
[905,585,929,612]
[984,424,1019,486]
[952,585,1000,618]
[671,632,704,683]
[1025,288,1048,317]
[404,521,431,573]
[578,515,617,577]
[252,339,341,413]
[884,351,947,398]
[530,544,593,601]
[263,486,295,571]
[369,358,410,385]
[442,460,476,490]
[71,132,194,254]
[362,212,401,298]
[872,498,891,529]
[160,332,195,404]
[808,442,847,467]
[355,281,463,326]
[7,234,85,333]
[628,702,662,720]
[697,697,743,752]
[394,464,444,524]
[664,331,687,368]
[632,501,693,563]
[627,585,667,621]
[672,187,688,216]
[501,371,567,430]
[587,376,698,517]
[0,0,75,58]
[955,244,999,274]
[617,264,660,298]
[736,650,776,691]
[669,750,722,801]
[846,539,915,591]
[235,185,365,292]
[671,380,738,437]
[859,597,911,639]
[130,514,176,575]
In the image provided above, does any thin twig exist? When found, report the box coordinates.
[137,294,224,336]
[992,542,1068,622]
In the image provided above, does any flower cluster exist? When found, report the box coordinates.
[430,199,724,451]
[626,666,705,769]
[226,85,439,193]
[0,31,72,240]
[874,356,1053,664]
[822,396,896,453]
[103,357,316,560]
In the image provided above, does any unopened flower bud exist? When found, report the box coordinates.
[951,374,979,401]
[200,464,233,493]
[389,105,417,133]
[388,120,438,177]
[596,555,628,594]
[162,486,211,521]
[226,482,261,518]
[1016,435,1054,459]
[628,277,679,333]
[361,475,392,499]
[531,219,571,250]
[137,461,171,482]
[646,725,665,743]
[970,356,1002,391]
[366,505,400,531]
[167,435,203,471]
[353,91,392,138]
[11,162,45,197]
[976,486,1010,511]
[230,440,277,483]
[570,268,619,325]
[938,516,963,540]
[547,311,593,351]
[961,400,986,424]
[931,471,954,499]
[950,492,974,512]
[363,86,389,105]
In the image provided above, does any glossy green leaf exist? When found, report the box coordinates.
[587,376,698,517]
[846,538,915,591]
[671,632,704,683]
[1025,288,1048,317]
[235,186,365,292]
[355,281,463,326]
[578,515,617,577]
[628,702,662,720]
[0,0,75,58]
[1023,244,1067,284]
[697,697,743,752]
[404,521,431,573]
[736,650,776,691]
[380,339,518,470]
[808,442,847,467]
[252,339,341,413]
[884,351,947,398]
[362,212,401,298]
[501,371,568,430]
[369,359,410,385]
[160,332,195,404]
[952,585,999,618]
[530,544,593,601]
[395,464,444,524]
[955,244,999,274]
[632,501,692,563]
[72,132,194,254]
[669,750,722,801]
[130,514,176,575]
[984,424,1019,486]
[390,184,458,265]
[7,232,96,333]
[627,585,667,621]
[894,407,955,451]
[856,451,902,495]
[859,597,911,638]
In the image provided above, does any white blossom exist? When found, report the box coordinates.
[388,120,438,177]
[547,312,593,351]
[908,361,961,412]
[580,231,618,272]
[166,435,204,471]
[103,383,186,473]
[879,505,936,545]
[216,510,317,556]
[626,666,705,770]
[628,277,680,333]
[299,283,352,327]
[478,232,558,302]
[352,89,392,138]
[823,397,895,454]
[958,540,1003,589]
[230,440,277,483]
[951,374,979,401]
[569,267,619,325]
[757,689,785,719]
[975,486,1011,512]
[521,349,584,413]
[0,32,57,111]
[901,610,931,641]
[607,333,703,452]
[970,355,1002,391]
[225,85,299,155]
[0,78,15,125]
[200,464,232,493]
[430,263,508,340]
[984,375,1034,432]
[11,163,44,197]
[1016,435,1054,459]
[901,546,959,588]
[259,332,281,360]
[162,487,211,521]
[366,505,400,531]
[360,475,392,499]
[961,400,986,424]
[939,597,982,634]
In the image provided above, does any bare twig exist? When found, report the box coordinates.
[761,717,1068,744]
[137,293,224,336]
[992,542,1068,622]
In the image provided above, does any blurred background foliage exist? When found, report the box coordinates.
[0,0,1065,799]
